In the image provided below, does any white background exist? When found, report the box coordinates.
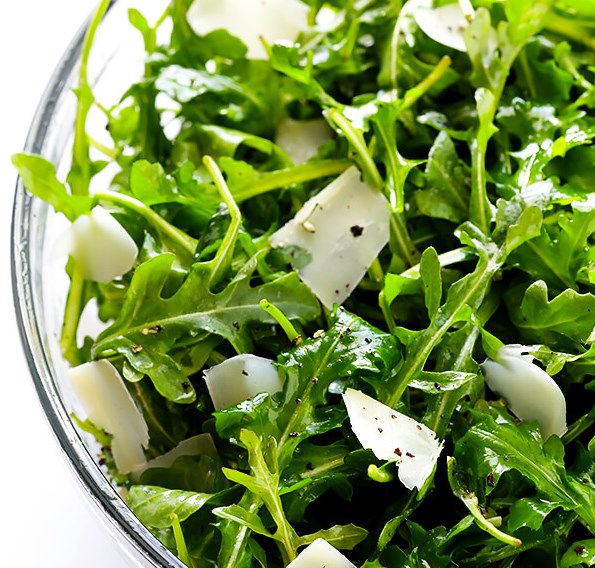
[0,2,129,565]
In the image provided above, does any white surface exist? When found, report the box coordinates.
[0,2,130,566]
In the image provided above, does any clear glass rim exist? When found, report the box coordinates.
[10,3,183,566]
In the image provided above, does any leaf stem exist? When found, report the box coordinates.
[448,457,522,548]
[259,299,301,344]
[233,160,350,202]
[203,156,242,289]
[170,512,192,567]
[94,191,197,257]
[71,0,111,196]
[59,262,87,365]
[390,213,419,268]
[88,135,119,160]
[399,55,452,113]
[326,108,383,189]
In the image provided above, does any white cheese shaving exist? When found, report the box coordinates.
[68,360,149,474]
[412,3,470,52]
[287,538,356,568]
[69,206,138,283]
[275,118,332,165]
[269,166,390,308]
[343,388,443,491]
[131,434,217,482]
[481,344,567,440]
[186,0,309,60]
[204,354,283,410]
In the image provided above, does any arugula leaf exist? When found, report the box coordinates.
[507,280,595,346]
[128,485,214,529]
[415,131,469,223]
[453,409,595,532]
[93,253,320,369]
[12,154,92,221]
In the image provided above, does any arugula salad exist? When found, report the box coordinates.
[13,0,595,566]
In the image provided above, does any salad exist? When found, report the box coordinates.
[13,0,595,566]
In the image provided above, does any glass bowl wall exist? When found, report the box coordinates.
[11,1,183,566]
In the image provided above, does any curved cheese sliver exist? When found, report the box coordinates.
[343,388,443,491]
[68,360,149,474]
[187,0,309,60]
[481,344,567,440]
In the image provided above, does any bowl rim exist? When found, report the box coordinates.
[10,3,184,566]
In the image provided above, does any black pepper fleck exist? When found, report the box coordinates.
[350,225,364,237]
[289,432,299,438]
[406,451,415,458]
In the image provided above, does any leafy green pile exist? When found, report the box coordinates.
[13,0,595,566]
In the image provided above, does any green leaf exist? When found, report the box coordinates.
[415,132,469,223]
[503,205,543,254]
[410,371,477,394]
[560,539,595,568]
[508,496,560,531]
[420,246,442,320]
[371,104,424,213]
[12,153,92,221]
[510,207,595,292]
[127,486,212,529]
[212,504,273,537]
[93,253,320,382]
[508,280,595,346]
[299,523,368,550]
[454,410,595,531]
[274,308,402,465]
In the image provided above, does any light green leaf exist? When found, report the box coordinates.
[212,504,273,537]
[420,246,442,320]
[127,486,212,529]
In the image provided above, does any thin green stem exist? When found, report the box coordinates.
[170,513,192,567]
[562,414,595,446]
[326,108,383,189]
[94,191,197,256]
[390,213,419,268]
[368,258,385,284]
[545,12,595,50]
[233,160,350,202]
[448,458,522,548]
[259,299,301,343]
[88,136,119,160]
[60,263,87,365]
[71,0,111,196]
[203,156,242,289]
[401,247,476,280]
[399,55,452,112]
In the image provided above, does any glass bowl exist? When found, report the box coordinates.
[11,1,183,566]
